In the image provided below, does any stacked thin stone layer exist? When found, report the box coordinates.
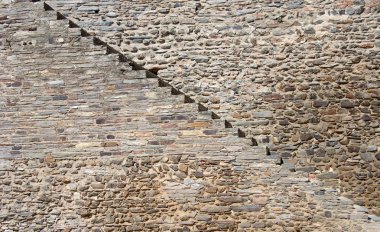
[46,0,380,214]
[0,1,379,231]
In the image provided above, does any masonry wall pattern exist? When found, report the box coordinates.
[43,0,380,215]
[0,0,379,231]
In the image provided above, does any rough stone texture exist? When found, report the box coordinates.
[2,155,379,231]
[0,1,379,231]
[44,0,380,215]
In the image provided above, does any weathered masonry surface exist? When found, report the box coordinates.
[0,1,379,231]
[45,0,380,216]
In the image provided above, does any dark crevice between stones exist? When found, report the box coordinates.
[211,112,220,119]
[118,54,140,70]
[81,29,91,37]
[145,71,157,79]
[106,45,118,55]
[57,12,66,20]
[195,3,202,14]
[251,138,258,146]
[265,147,271,156]
[225,120,233,128]
[43,2,54,11]
[184,96,195,103]
[238,129,246,138]
[198,104,208,112]
[171,87,181,95]
[69,21,79,28]
[158,79,170,87]
[149,67,160,75]
[93,37,106,46]
[276,156,284,165]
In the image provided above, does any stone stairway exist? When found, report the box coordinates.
[0,2,267,164]
[0,1,379,231]
[43,0,380,216]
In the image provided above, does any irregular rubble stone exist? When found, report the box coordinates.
[0,1,379,231]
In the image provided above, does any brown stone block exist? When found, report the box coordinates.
[188,121,210,128]
[359,43,374,49]
[178,164,188,173]
[161,123,178,129]
[107,85,116,90]
[368,89,380,98]
[68,94,77,100]
[135,131,153,137]
[321,115,342,122]
[319,108,337,115]
[44,154,55,164]
[76,142,101,148]
[205,187,218,194]
[101,141,119,147]
[252,197,268,206]
[231,112,241,119]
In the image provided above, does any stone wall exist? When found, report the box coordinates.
[0,1,380,230]
[44,0,380,214]
[1,155,375,231]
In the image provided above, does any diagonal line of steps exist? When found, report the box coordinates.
[0,1,269,163]
[0,1,379,231]
[41,2,260,145]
